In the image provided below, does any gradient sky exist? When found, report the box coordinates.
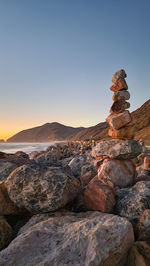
[0,0,150,140]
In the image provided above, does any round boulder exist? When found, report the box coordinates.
[5,164,81,214]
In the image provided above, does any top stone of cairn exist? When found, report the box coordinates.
[112,69,127,83]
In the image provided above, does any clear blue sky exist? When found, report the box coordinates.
[0,0,149,139]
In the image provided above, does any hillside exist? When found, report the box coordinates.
[7,100,150,143]
[7,123,85,142]
[71,100,150,143]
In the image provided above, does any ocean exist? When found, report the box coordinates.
[0,143,56,154]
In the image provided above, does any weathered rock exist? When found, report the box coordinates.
[28,151,43,160]
[110,78,128,92]
[97,158,135,188]
[0,162,16,181]
[108,124,135,139]
[112,69,127,83]
[126,241,150,266]
[135,174,150,183]
[92,139,142,160]
[115,181,150,224]
[84,175,115,212]
[106,110,132,130]
[68,155,87,177]
[80,171,96,187]
[0,181,27,215]
[5,164,81,214]
[112,89,130,102]
[0,216,12,250]
[144,156,150,171]
[110,100,130,114]
[0,211,134,266]
[136,209,150,241]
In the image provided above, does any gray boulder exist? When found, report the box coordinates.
[0,162,16,181]
[115,181,150,225]
[5,164,81,214]
[92,139,142,160]
[0,211,134,266]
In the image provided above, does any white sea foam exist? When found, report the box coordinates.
[0,142,56,154]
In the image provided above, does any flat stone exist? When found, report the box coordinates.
[92,139,142,160]
[136,209,150,241]
[97,158,135,188]
[5,164,81,214]
[114,181,150,224]
[0,211,134,266]
[110,78,128,92]
[106,110,132,130]
[0,216,12,251]
[84,175,115,212]
[108,124,135,140]
[112,69,127,83]
[112,90,130,102]
[110,100,130,114]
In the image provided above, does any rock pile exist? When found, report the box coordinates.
[84,70,142,213]
[106,69,135,140]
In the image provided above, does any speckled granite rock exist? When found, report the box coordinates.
[0,212,134,266]
[5,164,81,214]
[136,209,150,241]
[112,69,127,83]
[92,139,142,160]
[110,100,130,114]
[0,162,16,181]
[106,110,132,130]
[115,181,150,225]
[97,158,135,188]
[112,90,130,102]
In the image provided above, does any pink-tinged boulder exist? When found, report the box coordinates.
[144,156,150,170]
[126,241,150,266]
[112,69,127,83]
[110,78,128,92]
[5,165,81,214]
[108,124,135,140]
[110,100,130,114]
[84,175,115,212]
[106,110,132,130]
[136,209,150,241]
[97,159,135,188]
[112,89,130,102]
[0,211,134,266]
[0,216,12,250]
[92,139,142,160]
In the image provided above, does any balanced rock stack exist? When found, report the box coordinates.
[106,69,134,140]
[84,70,142,213]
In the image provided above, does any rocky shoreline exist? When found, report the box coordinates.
[0,70,150,265]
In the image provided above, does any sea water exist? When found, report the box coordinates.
[0,143,56,154]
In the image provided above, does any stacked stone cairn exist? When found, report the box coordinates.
[107,69,133,139]
[84,70,142,213]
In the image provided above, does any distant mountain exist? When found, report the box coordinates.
[7,100,150,144]
[71,100,150,144]
[7,122,85,142]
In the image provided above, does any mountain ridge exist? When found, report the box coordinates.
[7,100,150,143]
